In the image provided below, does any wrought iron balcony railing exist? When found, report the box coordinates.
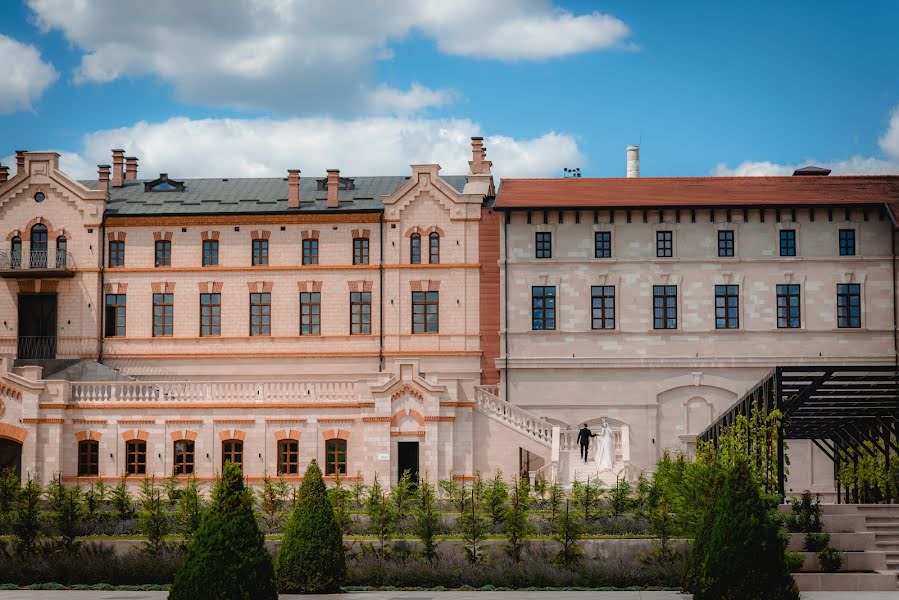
[16,336,58,360]
[0,250,75,277]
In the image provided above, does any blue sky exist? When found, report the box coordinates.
[2,0,898,179]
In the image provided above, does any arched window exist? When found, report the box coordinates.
[30,223,48,268]
[56,236,67,268]
[410,233,421,264]
[222,439,243,469]
[125,440,146,475]
[428,232,439,264]
[10,236,21,268]
[325,438,347,475]
[78,439,99,476]
[174,439,195,475]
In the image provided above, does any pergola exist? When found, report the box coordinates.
[698,366,899,501]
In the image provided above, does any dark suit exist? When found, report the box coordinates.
[576,427,596,462]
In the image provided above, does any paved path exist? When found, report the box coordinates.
[0,591,897,599]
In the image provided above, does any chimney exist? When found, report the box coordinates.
[0,165,8,184]
[98,165,111,193]
[15,150,26,175]
[470,137,484,174]
[326,169,340,209]
[626,145,640,178]
[125,156,138,181]
[111,149,125,187]
[287,169,301,208]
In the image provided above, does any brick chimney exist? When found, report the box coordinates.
[326,169,340,209]
[125,156,138,181]
[626,145,640,178]
[111,149,125,187]
[287,169,301,208]
[470,137,484,174]
[0,165,8,184]
[98,165,111,193]
[15,150,26,175]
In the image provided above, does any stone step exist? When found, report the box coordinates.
[792,572,897,591]
[788,532,877,552]
[798,551,886,572]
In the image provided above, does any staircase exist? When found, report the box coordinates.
[473,385,554,445]
[857,504,899,581]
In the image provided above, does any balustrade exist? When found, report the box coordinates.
[474,385,553,444]
[68,380,358,404]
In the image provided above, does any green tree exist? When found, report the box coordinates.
[163,474,181,507]
[170,462,276,600]
[572,476,602,521]
[349,473,367,509]
[481,469,509,526]
[608,476,633,517]
[276,460,346,593]
[12,475,42,555]
[458,486,488,563]
[111,477,135,522]
[138,476,169,555]
[503,476,535,562]
[366,473,395,557]
[391,469,416,518]
[533,471,548,507]
[414,475,440,563]
[547,480,564,523]
[552,493,583,569]
[0,467,18,515]
[51,483,84,556]
[177,475,203,539]
[438,472,462,512]
[327,470,353,533]
[256,473,288,531]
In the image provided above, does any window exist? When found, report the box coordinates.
[200,293,221,337]
[350,291,371,335]
[653,285,677,329]
[535,232,552,258]
[152,293,174,337]
[202,240,218,266]
[250,292,271,336]
[715,284,739,329]
[300,292,321,335]
[776,284,801,329]
[656,231,673,257]
[55,236,67,268]
[104,294,126,337]
[222,439,243,469]
[252,239,269,266]
[429,232,440,264]
[125,440,146,475]
[591,286,615,329]
[837,283,861,328]
[779,229,796,256]
[173,440,194,475]
[277,439,299,475]
[839,229,856,256]
[77,440,99,476]
[30,223,47,268]
[10,236,21,268]
[154,240,171,267]
[412,291,439,333]
[410,233,421,264]
[718,230,734,257]
[325,439,347,475]
[531,286,556,330]
[353,237,369,265]
[108,240,125,267]
[595,231,611,258]
[302,238,319,265]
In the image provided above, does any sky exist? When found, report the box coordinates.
[1,0,898,181]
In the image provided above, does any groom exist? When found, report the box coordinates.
[576,423,596,463]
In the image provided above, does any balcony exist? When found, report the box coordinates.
[0,250,75,278]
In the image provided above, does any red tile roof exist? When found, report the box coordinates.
[495,176,899,217]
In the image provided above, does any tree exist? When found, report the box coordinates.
[608,476,633,517]
[170,462,276,600]
[256,473,288,532]
[177,475,203,540]
[390,469,415,518]
[533,471,548,507]
[138,476,169,555]
[349,473,367,509]
[52,483,84,556]
[438,472,463,512]
[503,476,535,562]
[414,475,440,563]
[552,493,583,569]
[111,477,135,522]
[481,470,509,526]
[458,486,488,563]
[12,475,42,555]
[0,467,18,515]
[572,476,602,521]
[547,480,564,523]
[365,473,395,557]
[327,470,353,533]
[276,460,346,593]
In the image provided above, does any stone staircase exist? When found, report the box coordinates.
[856,504,899,578]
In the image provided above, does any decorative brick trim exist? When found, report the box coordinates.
[212,418,255,424]
[75,430,102,442]
[266,418,307,424]
[411,279,440,292]
[23,217,52,240]
[274,429,301,441]
[321,429,350,441]
[250,230,271,241]
[362,416,391,422]
[408,225,444,238]
[121,429,149,442]
[440,401,474,408]
[405,226,423,238]
[319,418,355,423]
[198,281,224,293]
[297,280,323,293]
[219,429,246,442]
[390,384,424,402]
[301,229,320,240]
[6,230,21,241]
[347,280,373,292]
[425,416,455,422]
[72,419,106,425]
[106,231,126,242]
[170,430,198,442]
[351,228,371,239]
[151,282,176,294]
[0,423,28,443]
[104,283,128,294]
[165,419,203,425]
[201,230,220,241]
[391,409,425,427]
[153,232,173,241]
[428,226,445,237]
[22,418,64,424]
[247,281,274,293]
[390,430,425,437]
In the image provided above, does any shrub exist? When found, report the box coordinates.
[276,459,346,593]
[169,462,276,600]
[784,551,805,573]
[789,491,822,534]
[818,547,843,572]
[803,532,830,553]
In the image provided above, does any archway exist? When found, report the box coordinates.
[0,438,22,478]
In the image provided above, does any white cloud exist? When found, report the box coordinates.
[26,0,630,114]
[23,115,583,181]
[714,102,899,176]
[0,34,58,114]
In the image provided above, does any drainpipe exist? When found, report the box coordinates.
[378,211,384,373]
[503,210,509,403]
[892,215,897,370]
[98,216,106,364]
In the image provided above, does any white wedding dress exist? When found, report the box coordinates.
[594,424,614,470]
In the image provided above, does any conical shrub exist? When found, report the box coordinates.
[276,459,346,593]
[169,462,276,600]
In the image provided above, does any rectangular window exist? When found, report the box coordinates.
[278,439,299,475]
[776,284,801,329]
[154,240,171,267]
[249,292,271,336]
[300,292,321,335]
[202,240,219,266]
[325,439,347,475]
[222,439,243,469]
[837,283,861,328]
[152,293,174,337]
[252,239,269,266]
[718,230,734,257]
[350,291,372,335]
[535,232,552,258]
[173,440,194,475]
[779,229,796,256]
[594,231,612,258]
[125,440,146,475]
[200,293,221,337]
[412,291,439,333]
[108,240,125,267]
[653,285,677,329]
[77,440,99,476]
[104,294,126,337]
[302,239,319,265]
[591,285,615,330]
[839,229,856,256]
[656,231,673,257]
[353,237,369,265]
[715,284,739,329]
[532,286,556,330]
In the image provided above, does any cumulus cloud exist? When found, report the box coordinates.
[26,0,630,114]
[0,34,58,114]
[19,115,583,180]
[714,103,899,176]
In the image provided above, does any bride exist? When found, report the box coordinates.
[594,420,614,470]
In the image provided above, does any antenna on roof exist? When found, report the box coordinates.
[562,167,581,178]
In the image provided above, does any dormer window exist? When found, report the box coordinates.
[316,177,354,191]
[144,173,185,192]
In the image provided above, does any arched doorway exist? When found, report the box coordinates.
[0,438,22,478]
